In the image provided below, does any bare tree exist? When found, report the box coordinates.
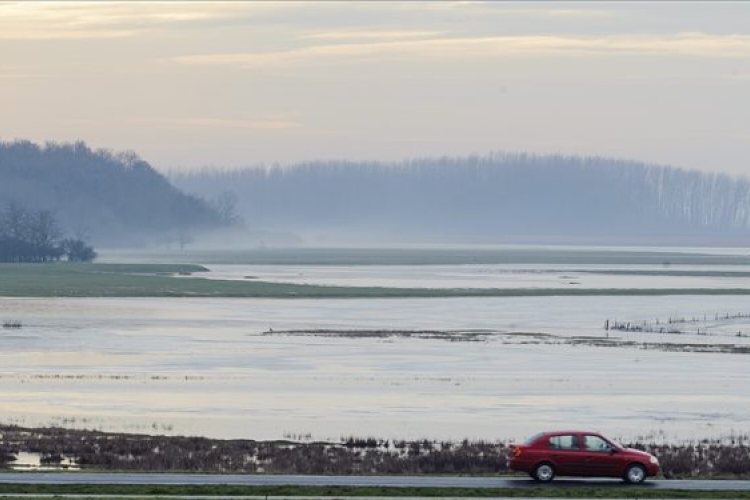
[29,209,62,248]
[212,191,243,225]
[0,204,95,262]
[1,203,30,241]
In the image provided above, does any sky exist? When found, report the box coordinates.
[1,1,749,175]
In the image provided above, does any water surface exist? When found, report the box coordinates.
[2,291,749,442]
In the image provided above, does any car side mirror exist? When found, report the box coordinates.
[609,447,618,454]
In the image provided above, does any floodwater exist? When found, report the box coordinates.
[203,263,750,290]
[2,246,750,443]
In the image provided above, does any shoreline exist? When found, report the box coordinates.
[1,425,749,479]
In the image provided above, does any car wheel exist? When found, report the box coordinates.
[624,463,646,484]
[533,462,556,482]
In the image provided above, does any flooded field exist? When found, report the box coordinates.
[2,246,750,443]
[202,263,750,290]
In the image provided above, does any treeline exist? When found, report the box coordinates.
[170,153,750,245]
[0,140,225,246]
[0,204,95,262]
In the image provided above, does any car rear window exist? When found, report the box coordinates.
[524,432,543,444]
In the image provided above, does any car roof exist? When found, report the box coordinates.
[539,430,603,436]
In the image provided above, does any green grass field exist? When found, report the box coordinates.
[3,262,750,298]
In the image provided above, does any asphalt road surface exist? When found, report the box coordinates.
[0,473,749,491]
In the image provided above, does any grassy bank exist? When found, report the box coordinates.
[3,263,750,298]
[2,426,750,479]
[1,484,750,498]
[3,426,750,498]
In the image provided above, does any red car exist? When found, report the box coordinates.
[507,430,659,484]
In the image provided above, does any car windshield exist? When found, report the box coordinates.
[607,437,623,449]
[599,435,623,449]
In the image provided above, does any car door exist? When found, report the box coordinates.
[547,434,586,475]
[580,434,620,477]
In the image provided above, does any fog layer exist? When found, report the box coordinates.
[170,153,750,247]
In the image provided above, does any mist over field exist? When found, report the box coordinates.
[170,154,750,247]
[4,139,750,249]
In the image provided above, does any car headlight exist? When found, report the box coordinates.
[649,456,659,465]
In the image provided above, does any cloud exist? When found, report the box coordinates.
[302,30,444,41]
[544,9,617,19]
[65,113,303,131]
[0,29,137,41]
[177,117,302,131]
[0,64,40,79]
[0,1,245,40]
[173,33,750,68]
[139,116,303,131]
[391,2,617,19]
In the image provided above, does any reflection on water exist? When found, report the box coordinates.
[2,292,750,442]
[10,451,79,470]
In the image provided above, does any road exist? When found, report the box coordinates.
[0,473,748,491]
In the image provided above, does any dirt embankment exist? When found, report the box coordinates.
[1,425,749,478]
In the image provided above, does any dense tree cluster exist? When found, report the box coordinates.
[171,153,750,245]
[0,140,225,246]
[0,203,96,262]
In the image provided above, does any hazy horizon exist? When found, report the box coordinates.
[169,153,750,248]
[1,2,749,176]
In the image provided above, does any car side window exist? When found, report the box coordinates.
[548,434,579,450]
[583,435,611,452]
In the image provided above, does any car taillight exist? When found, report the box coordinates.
[512,447,522,458]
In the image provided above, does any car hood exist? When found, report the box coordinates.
[622,447,655,459]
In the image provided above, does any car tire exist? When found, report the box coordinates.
[533,462,556,482]
[624,463,646,484]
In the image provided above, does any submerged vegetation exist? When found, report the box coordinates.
[264,329,750,354]
[264,328,501,342]
[1,425,750,479]
[3,484,750,499]
[607,312,750,336]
